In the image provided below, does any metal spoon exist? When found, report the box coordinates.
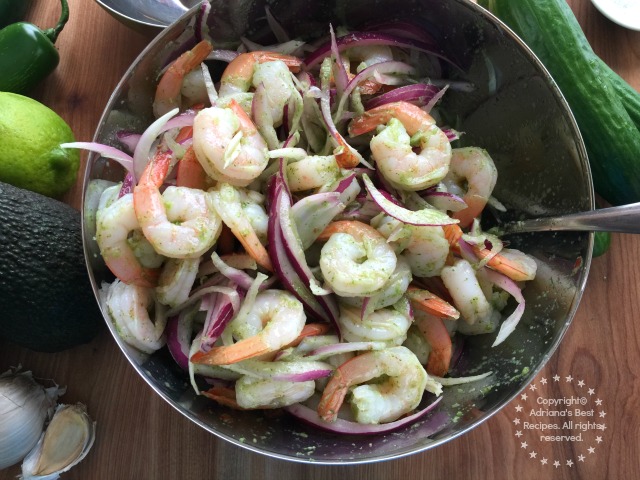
[495,202,640,235]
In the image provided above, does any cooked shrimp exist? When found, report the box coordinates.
[251,61,301,148]
[218,51,302,97]
[338,305,412,346]
[207,182,273,271]
[348,101,451,190]
[413,310,452,377]
[153,40,213,118]
[190,290,306,365]
[235,376,316,409]
[155,258,200,308]
[317,346,428,423]
[96,188,159,288]
[339,256,412,311]
[344,45,394,94]
[192,100,269,187]
[176,146,208,190]
[318,221,397,297]
[133,150,222,258]
[442,147,498,228]
[286,155,341,192]
[402,225,450,278]
[443,224,537,282]
[440,259,499,331]
[103,279,166,354]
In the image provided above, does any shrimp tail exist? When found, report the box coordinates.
[190,335,272,365]
[415,313,452,377]
[406,286,460,320]
[201,386,249,410]
[317,367,350,422]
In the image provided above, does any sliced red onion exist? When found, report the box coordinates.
[166,309,195,371]
[194,1,211,42]
[201,62,218,104]
[423,83,449,112]
[421,190,467,212]
[305,31,455,69]
[200,286,241,352]
[160,112,197,133]
[223,359,333,382]
[132,108,179,180]
[319,81,364,167]
[118,172,135,198]
[115,131,142,153]
[331,173,361,205]
[206,49,240,63]
[338,62,416,115]
[305,341,387,360]
[268,175,332,324]
[265,6,290,43]
[364,83,441,110]
[210,252,257,291]
[363,21,437,45]
[330,25,349,96]
[60,142,133,175]
[363,174,456,226]
[430,371,492,386]
[480,267,526,347]
[277,175,341,330]
[290,192,345,250]
[284,395,442,435]
[442,128,461,142]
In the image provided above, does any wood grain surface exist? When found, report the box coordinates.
[1,1,639,479]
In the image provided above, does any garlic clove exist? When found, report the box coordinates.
[21,403,95,480]
[0,369,61,470]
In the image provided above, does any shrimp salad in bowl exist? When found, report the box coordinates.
[71,11,540,437]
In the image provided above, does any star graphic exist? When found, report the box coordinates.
[521,441,528,449]
[588,388,595,395]
[540,377,547,385]
[515,405,523,412]
[588,447,596,454]
[521,393,528,401]
[515,430,523,438]
[529,451,537,459]
[513,418,521,425]
[553,460,561,468]
[541,458,548,465]
[553,374,560,382]
[565,375,573,382]
[595,398,603,406]
[529,383,537,391]
[578,454,585,462]
[566,460,574,467]
[596,436,603,444]
[599,411,607,418]
[577,380,585,387]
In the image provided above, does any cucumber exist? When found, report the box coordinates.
[0,181,103,352]
[479,0,640,206]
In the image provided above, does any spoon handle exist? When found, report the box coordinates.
[503,202,640,234]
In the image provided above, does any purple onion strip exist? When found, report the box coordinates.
[284,395,443,435]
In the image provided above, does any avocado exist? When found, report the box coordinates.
[0,181,103,351]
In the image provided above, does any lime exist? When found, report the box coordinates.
[0,92,79,198]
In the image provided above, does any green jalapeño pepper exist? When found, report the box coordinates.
[0,0,32,29]
[0,0,68,94]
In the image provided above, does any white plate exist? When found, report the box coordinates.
[591,0,640,31]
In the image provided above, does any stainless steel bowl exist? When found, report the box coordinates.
[82,0,594,464]
[94,0,201,31]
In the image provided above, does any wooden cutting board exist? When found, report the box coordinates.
[1,1,638,478]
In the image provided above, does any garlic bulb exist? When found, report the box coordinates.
[0,369,60,469]
[21,403,96,480]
